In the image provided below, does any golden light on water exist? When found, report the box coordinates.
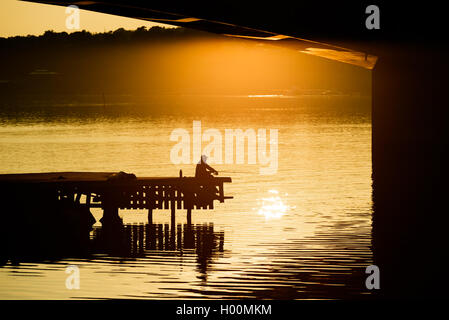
[256,189,294,220]
[247,94,286,98]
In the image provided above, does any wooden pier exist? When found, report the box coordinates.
[0,171,232,226]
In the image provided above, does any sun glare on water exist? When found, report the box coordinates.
[256,189,294,220]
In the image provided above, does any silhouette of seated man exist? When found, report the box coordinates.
[195,155,218,180]
[195,155,219,205]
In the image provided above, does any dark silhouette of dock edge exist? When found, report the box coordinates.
[0,170,232,224]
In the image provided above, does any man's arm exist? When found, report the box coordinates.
[204,162,218,174]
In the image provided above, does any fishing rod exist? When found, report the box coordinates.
[218,170,254,174]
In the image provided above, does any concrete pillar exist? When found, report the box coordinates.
[371,45,449,298]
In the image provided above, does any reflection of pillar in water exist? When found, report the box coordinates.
[184,223,194,249]
[164,224,170,250]
[124,225,132,255]
[157,224,163,250]
[200,224,212,256]
[145,223,156,250]
[195,224,211,277]
[132,224,138,255]
[218,232,224,252]
[138,224,144,253]
[177,224,182,251]
[169,222,176,250]
[196,224,203,254]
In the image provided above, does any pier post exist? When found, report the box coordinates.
[148,208,153,224]
[102,203,121,226]
[187,208,192,226]
[100,190,123,243]
[171,202,176,230]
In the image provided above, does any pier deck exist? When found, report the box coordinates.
[0,171,233,224]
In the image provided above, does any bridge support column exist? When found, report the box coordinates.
[372,46,448,298]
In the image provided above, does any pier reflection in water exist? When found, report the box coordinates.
[1,220,225,282]
[92,223,224,276]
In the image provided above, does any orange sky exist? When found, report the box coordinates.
[0,0,172,38]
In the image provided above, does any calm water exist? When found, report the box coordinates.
[0,94,372,299]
